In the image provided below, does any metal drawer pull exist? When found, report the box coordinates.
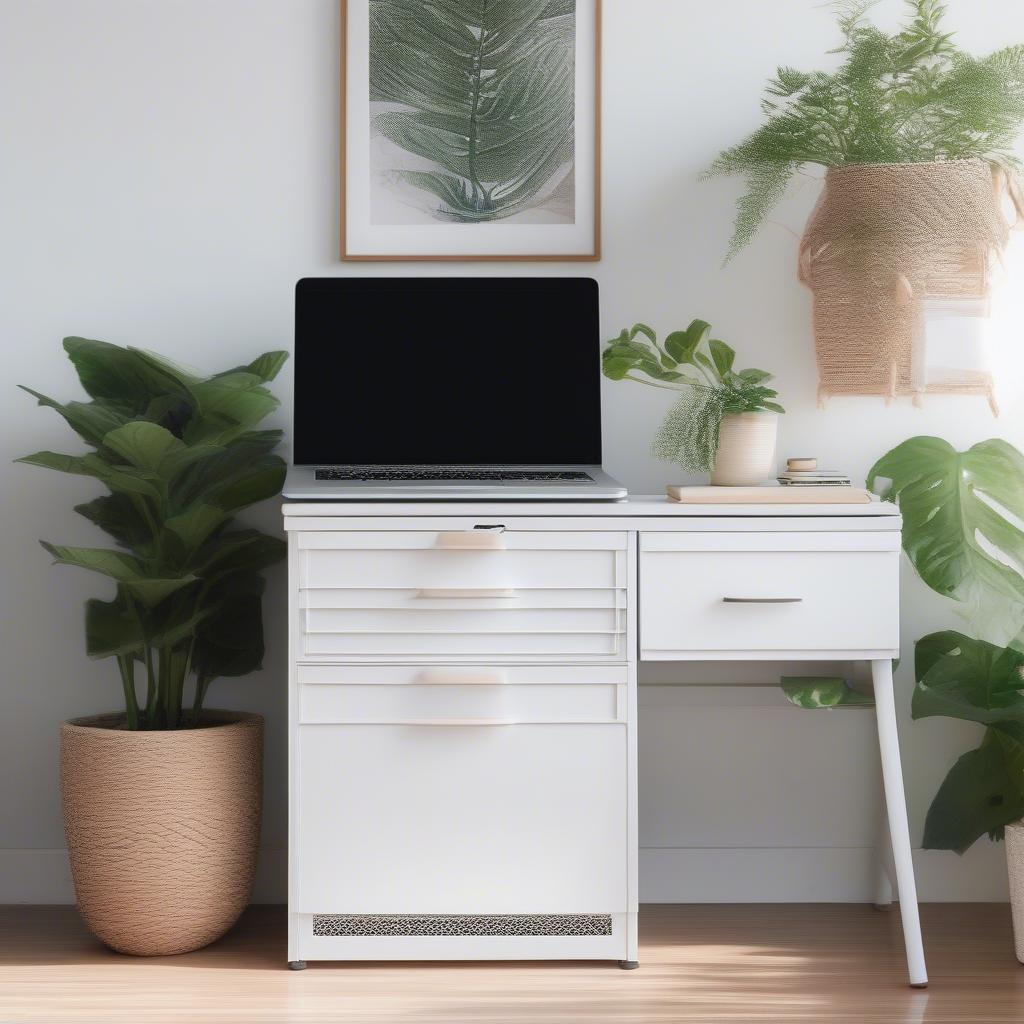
[722,597,804,604]
[414,670,507,687]
[414,587,516,599]
[438,530,506,550]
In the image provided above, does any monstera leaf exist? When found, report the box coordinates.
[922,723,1024,852]
[369,0,575,222]
[781,677,875,709]
[868,437,1024,603]
[913,630,1024,726]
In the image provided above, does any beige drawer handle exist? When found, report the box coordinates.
[413,670,507,687]
[722,597,804,604]
[399,718,517,727]
[414,587,516,599]
[438,529,506,550]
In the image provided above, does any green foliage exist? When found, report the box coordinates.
[781,677,875,709]
[867,437,1024,603]
[707,0,1024,259]
[369,0,575,222]
[869,435,1024,853]
[602,321,783,473]
[17,338,288,731]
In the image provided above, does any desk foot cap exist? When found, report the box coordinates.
[910,981,928,989]
[288,960,307,971]
[618,960,639,970]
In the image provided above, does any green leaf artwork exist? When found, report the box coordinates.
[368,0,576,224]
[17,338,288,730]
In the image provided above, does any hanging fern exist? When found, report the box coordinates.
[707,0,1024,259]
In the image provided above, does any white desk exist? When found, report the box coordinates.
[283,497,926,986]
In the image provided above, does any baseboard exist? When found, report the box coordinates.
[640,846,1010,902]
[0,845,1008,904]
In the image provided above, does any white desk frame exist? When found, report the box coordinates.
[283,498,926,987]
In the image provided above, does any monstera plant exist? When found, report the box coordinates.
[17,337,288,959]
[369,0,575,222]
[867,436,1024,853]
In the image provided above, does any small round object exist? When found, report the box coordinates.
[618,960,640,970]
[288,960,308,971]
[787,457,817,472]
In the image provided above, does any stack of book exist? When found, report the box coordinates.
[778,460,851,487]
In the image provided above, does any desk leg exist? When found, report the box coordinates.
[872,658,928,987]
[874,794,896,908]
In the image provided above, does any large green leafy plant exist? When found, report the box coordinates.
[602,321,784,473]
[708,0,1024,259]
[369,0,575,222]
[868,436,1024,851]
[17,339,289,731]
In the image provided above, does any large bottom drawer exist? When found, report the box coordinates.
[295,722,628,915]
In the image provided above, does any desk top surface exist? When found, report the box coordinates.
[282,495,899,519]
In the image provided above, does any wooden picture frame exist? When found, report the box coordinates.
[340,0,601,261]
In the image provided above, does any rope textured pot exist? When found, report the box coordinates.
[16,338,289,956]
[61,712,262,956]
[1008,823,1024,964]
[798,160,1020,411]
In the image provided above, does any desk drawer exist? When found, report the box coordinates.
[639,532,899,658]
[297,531,627,660]
[297,663,626,724]
[295,721,627,914]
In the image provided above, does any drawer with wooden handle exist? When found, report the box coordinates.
[296,530,628,660]
[296,663,627,725]
[639,531,900,659]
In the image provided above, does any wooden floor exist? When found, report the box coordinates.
[1,904,1021,1023]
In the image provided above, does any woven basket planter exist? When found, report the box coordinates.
[798,159,1020,411]
[1008,821,1024,964]
[60,710,263,956]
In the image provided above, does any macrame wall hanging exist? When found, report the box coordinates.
[798,159,1023,415]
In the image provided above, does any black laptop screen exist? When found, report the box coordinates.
[293,278,602,466]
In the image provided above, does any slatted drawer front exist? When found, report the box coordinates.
[640,531,900,658]
[297,531,628,660]
[297,663,626,725]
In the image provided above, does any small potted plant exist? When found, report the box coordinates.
[17,337,288,956]
[602,320,784,485]
[707,0,1024,408]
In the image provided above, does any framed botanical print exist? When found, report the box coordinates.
[341,0,601,261]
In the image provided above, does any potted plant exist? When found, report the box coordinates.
[602,320,784,484]
[17,337,288,957]
[867,435,1024,962]
[707,0,1024,408]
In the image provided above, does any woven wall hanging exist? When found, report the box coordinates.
[798,159,1023,414]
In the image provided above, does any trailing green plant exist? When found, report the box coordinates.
[602,320,784,474]
[707,0,1024,259]
[17,338,289,731]
[867,436,1024,852]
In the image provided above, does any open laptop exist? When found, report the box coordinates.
[283,277,626,501]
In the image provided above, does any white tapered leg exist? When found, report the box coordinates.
[872,659,928,987]
[874,794,896,908]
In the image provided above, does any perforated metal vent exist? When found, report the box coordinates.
[312,914,613,937]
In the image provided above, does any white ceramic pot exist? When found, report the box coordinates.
[710,412,779,486]
[1007,821,1024,964]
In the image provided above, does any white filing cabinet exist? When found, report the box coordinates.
[284,499,926,986]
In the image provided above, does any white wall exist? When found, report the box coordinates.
[3,0,1023,903]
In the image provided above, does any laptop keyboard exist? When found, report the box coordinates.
[314,468,593,482]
